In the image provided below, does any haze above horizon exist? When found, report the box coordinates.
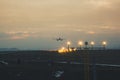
[0,0,120,50]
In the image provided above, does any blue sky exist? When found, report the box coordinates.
[0,0,120,50]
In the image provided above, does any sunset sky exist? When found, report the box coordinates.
[0,0,120,50]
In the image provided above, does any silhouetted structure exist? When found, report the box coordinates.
[85,41,89,49]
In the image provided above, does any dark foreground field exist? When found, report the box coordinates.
[0,50,120,80]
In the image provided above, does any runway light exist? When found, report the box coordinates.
[67,41,71,52]
[78,41,83,50]
[90,41,95,45]
[102,41,107,45]
[102,41,107,50]
[78,41,83,46]
[73,48,77,51]
[90,41,95,50]
[67,41,71,45]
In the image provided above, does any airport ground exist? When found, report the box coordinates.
[0,50,120,80]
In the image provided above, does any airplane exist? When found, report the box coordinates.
[55,37,64,41]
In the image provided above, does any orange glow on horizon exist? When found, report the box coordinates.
[58,47,76,53]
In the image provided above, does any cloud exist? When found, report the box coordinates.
[87,0,112,8]
[100,26,117,30]
[87,31,96,35]
[73,29,84,32]
[0,31,37,40]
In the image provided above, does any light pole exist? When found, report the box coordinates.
[78,41,83,50]
[90,41,95,50]
[102,41,107,50]
[85,41,89,49]
[67,41,71,52]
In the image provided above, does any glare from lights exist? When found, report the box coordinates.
[58,47,67,53]
[90,41,95,45]
[78,41,83,50]
[102,41,107,50]
[58,40,108,52]
[58,47,76,53]
[67,41,71,45]
[62,47,65,50]
[78,41,83,46]
[102,41,107,45]
[67,41,71,52]
[90,41,95,50]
